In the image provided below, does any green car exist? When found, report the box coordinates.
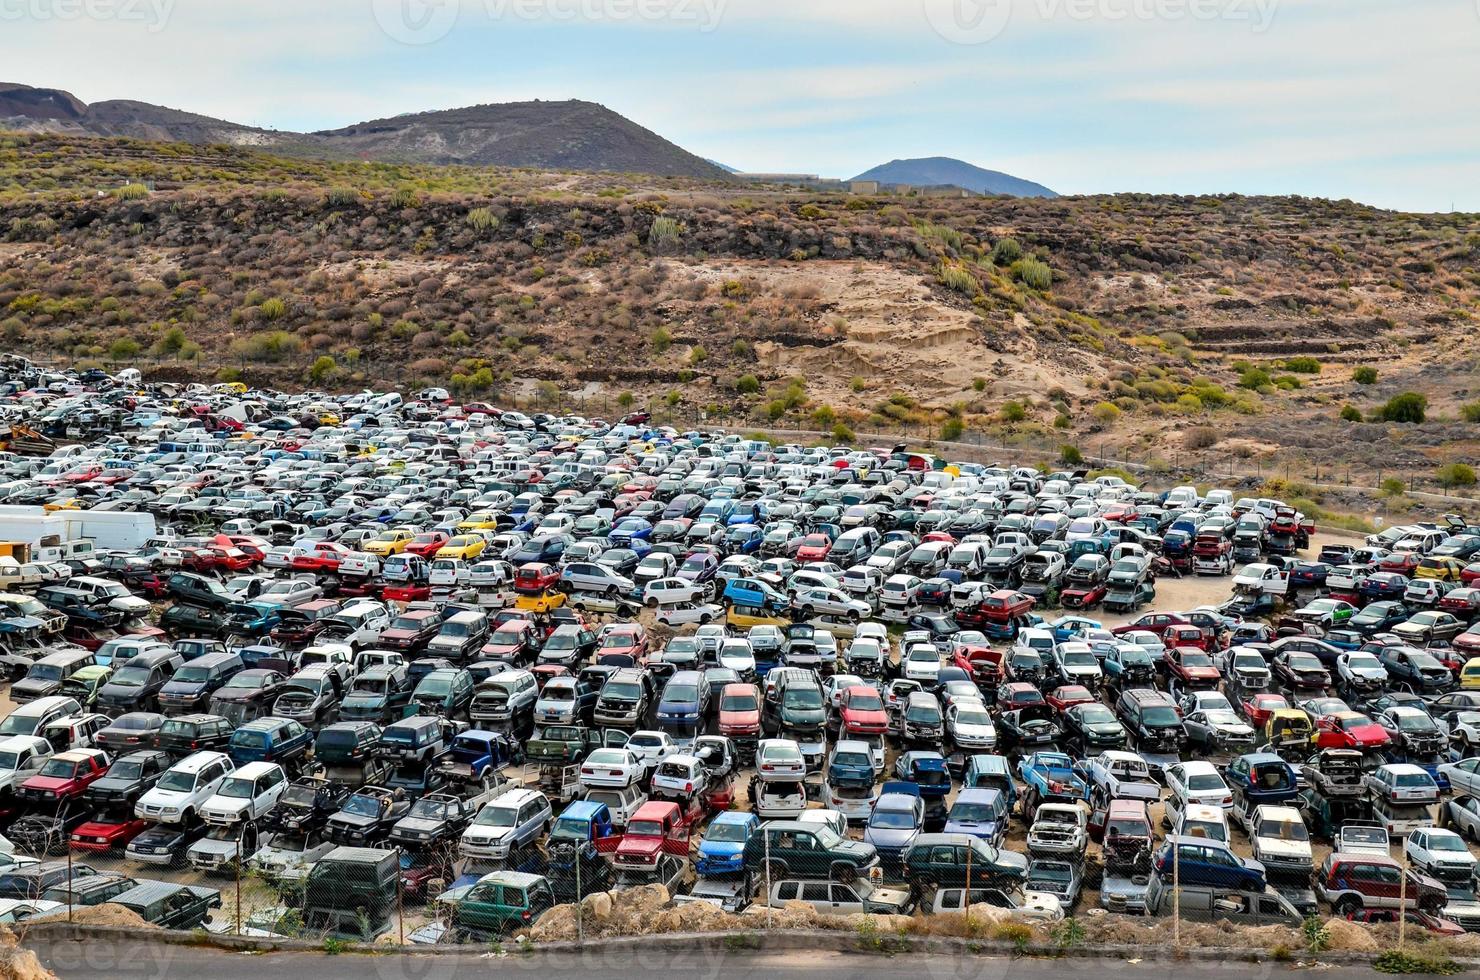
[61,665,113,709]
[1293,599,1355,628]
[741,821,878,881]
[901,833,1029,890]
[112,881,222,929]
[452,871,556,939]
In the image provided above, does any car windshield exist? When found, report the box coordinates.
[721,693,757,712]
[1077,705,1116,724]
[217,776,256,799]
[1187,773,1225,791]
[705,821,750,843]
[1204,710,1243,726]
[663,684,698,704]
[1396,714,1435,732]
[475,806,517,827]
[110,667,151,687]
[1430,835,1467,851]
[869,808,916,829]
[342,795,384,817]
[956,708,992,726]
[173,666,213,683]
[1142,706,1178,726]
[39,758,79,778]
[0,752,20,771]
[1255,817,1309,841]
[782,688,822,710]
[951,802,997,822]
[155,770,197,793]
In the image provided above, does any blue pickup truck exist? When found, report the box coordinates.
[1018,751,1088,809]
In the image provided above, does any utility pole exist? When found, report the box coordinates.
[1399,854,1408,951]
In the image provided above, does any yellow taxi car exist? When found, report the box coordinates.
[436,535,487,561]
[1461,657,1480,691]
[457,512,500,533]
[363,528,416,557]
[515,590,567,614]
[1415,556,1466,582]
[42,499,83,513]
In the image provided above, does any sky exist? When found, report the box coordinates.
[4,0,1479,212]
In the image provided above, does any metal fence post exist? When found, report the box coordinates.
[1172,835,1180,950]
[66,830,73,924]
[1399,854,1408,951]
[964,839,972,933]
[397,861,405,945]
[575,848,583,946]
[764,829,772,930]
[235,834,242,936]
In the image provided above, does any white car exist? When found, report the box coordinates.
[946,701,997,750]
[199,761,288,824]
[250,831,335,885]
[752,778,807,819]
[643,577,706,607]
[755,738,806,781]
[1164,761,1233,827]
[879,574,923,607]
[624,730,677,776]
[1438,756,1480,797]
[1405,826,1477,882]
[822,674,867,709]
[1449,711,1480,751]
[578,748,643,789]
[792,587,870,620]
[1249,804,1314,879]
[136,751,235,824]
[1335,652,1389,691]
[651,754,708,800]
[902,643,942,685]
[1366,763,1439,805]
[655,602,724,627]
[717,639,756,677]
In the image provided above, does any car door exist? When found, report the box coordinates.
[1450,758,1480,796]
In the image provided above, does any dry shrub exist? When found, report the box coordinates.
[1184,425,1219,449]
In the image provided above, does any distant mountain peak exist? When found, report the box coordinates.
[851,156,1056,198]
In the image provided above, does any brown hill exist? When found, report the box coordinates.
[0,83,726,178]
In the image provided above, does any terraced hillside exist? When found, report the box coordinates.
[1,131,1478,494]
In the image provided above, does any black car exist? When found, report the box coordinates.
[155,713,235,757]
[208,668,289,725]
[0,861,98,900]
[84,749,171,807]
[1113,688,1185,753]
[1378,647,1453,694]
[901,833,1027,889]
[95,711,167,753]
[159,603,228,638]
[264,777,352,834]
[112,881,221,929]
[93,650,182,716]
[1061,702,1127,751]
[1273,651,1332,691]
[7,811,92,857]
[124,821,210,868]
[996,704,1062,752]
[324,786,412,845]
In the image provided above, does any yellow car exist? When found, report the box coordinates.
[318,412,341,426]
[436,535,486,561]
[364,528,416,557]
[43,499,82,513]
[457,513,500,533]
[213,382,248,395]
[1462,657,1480,691]
[726,605,791,631]
[515,590,567,614]
[1415,556,1465,582]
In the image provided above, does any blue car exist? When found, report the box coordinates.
[695,811,758,876]
[1049,615,1102,644]
[1154,835,1266,891]
[944,787,1009,846]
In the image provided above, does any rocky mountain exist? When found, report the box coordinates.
[851,156,1057,197]
[0,83,727,178]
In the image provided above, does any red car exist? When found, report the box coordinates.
[794,534,832,562]
[837,686,889,735]
[1166,646,1220,690]
[597,624,649,663]
[1111,613,1192,640]
[291,542,354,574]
[514,563,561,595]
[1378,551,1421,576]
[951,646,1002,687]
[1313,711,1392,751]
[1164,624,1209,652]
[1452,624,1480,657]
[1242,692,1290,729]
[1439,588,1480,619]
[405,532,451,559]
[17,749,110,805]
[602,800,695,870]
[1046,684,1096,714]
[70,814,150,853]
[1461,562,1480,587]
[378,609,443,653]
[718,683,762,742]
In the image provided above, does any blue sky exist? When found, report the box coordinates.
[7,0,1479,211]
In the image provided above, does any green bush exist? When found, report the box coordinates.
[1461,402,1480,423]
[647,216,683,252]
[150,326,190,357]
[107,337,141,359]
[689,345,707,365]
[617,392,635,409]
[991,237,1023,265]
[1238,366,1272,389]
[1011,259,1053,290]
[1340,404,1363,422]
[651,326,672,353]
[1091,401,1122,424]
[812,405,836,427]
[938,262,979,295]
[1283,356,1322,374]
[1381,391,1428,423]
[259,298,287,321]
[735,374,760,395]
[1000,401,1028,423]
[972,377,987,392]
[238,330,301,362]
[1381,477,1406,497]
[466,207,500,232]
[1060,445,1084,465]
[1373,950,1461,975]
[113,183,149,200]
[1352,366,1378,384]
[941,417,965,441]
[1437,463,1477,488]
[308,356,336,384]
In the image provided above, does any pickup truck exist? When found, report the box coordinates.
[1082,751,1163,806]
[17,748,110,805]
[433,730,518,787]
[389,785,514,849]
[1017,752,1088,814]
[525,725,619,767]
[597,799,698,874]
[324,786,412,846]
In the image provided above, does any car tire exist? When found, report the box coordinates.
[833,863,858,884]
[1335,897,1361,917]
[766,860,787,882]
[646,597,659,608]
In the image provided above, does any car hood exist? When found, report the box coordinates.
[1255,838,1311,859]
[865,827,918,847]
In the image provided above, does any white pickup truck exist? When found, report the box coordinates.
[1233,563,1289,596]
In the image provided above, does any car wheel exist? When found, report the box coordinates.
[646,597,659,608]
[833,863,858,884]
[1335,897,1361,917]
[765,860,787,882]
